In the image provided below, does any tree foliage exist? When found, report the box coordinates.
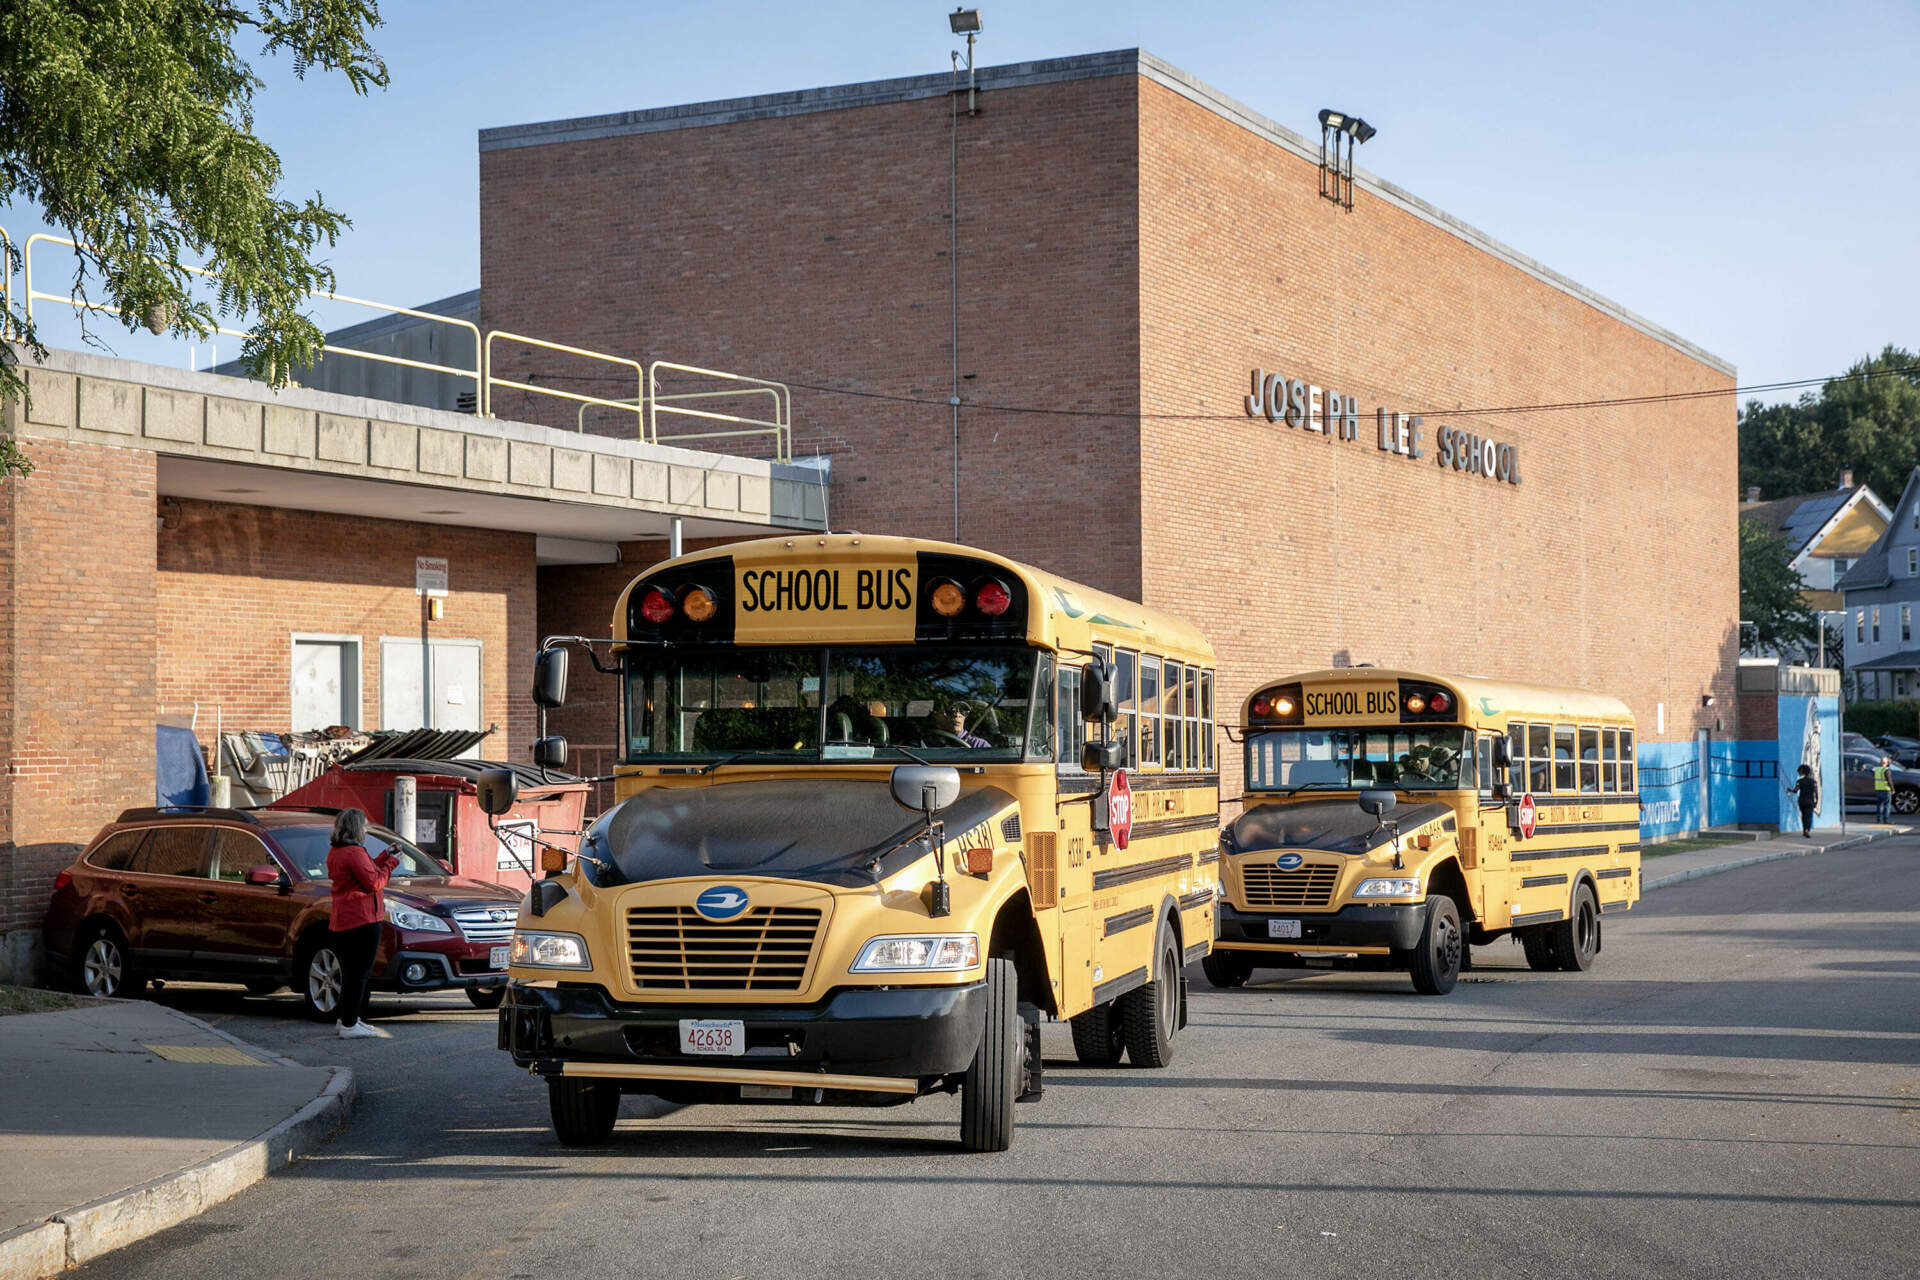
[1738,517,1818,656]
[1739,346,1920,501]
[0,0,388,478]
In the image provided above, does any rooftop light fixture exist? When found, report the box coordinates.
[1317,108,1376,210]
[949,7,981,34]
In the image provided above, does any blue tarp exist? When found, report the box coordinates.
[156,724,210,808]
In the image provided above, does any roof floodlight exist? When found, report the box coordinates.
[949,7,981,34]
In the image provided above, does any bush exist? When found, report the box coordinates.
[1844,700,1920,740]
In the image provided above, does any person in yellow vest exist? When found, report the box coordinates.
[1873,756,1893,823]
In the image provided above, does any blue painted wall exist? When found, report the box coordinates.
[1773,694,1840,831]
[1638,741,1700,840]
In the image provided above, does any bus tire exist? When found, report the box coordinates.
[1521,928,1559,971]
[1549,883,1600,972]
[548,1077,620,1147]
[1069,1002,1126,1065]
[1408,896,1463,996]
[960,957,1020,1152]
[1120,921,1180,1068]
[1201,951,1253,988]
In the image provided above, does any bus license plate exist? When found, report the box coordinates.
[1267,919,1302,939]
[680,1019,746,1056]
[489,946,509,969]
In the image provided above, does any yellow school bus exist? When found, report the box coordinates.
[492,535,1219,1150]
[1207,668,1639,995]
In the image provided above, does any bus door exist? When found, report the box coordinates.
[1473,726,1517,924]
[1051,664,1097,1014]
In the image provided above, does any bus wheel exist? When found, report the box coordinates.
[1201,951,1254,988]
[1549,884,1600,972]
[1408,896,1463,995]
[1069,1002,1126,1065]
[960,957,1020,1152]
[1521,929,1560,971]
[548,1077,620,1147]
[1120,922,1180,1068]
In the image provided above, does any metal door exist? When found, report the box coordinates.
[381,638,483,748]
[292,640,354,731]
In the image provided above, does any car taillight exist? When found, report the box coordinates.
[638,585,676,625]
[974,580,1012,617]
[53,870,73,892]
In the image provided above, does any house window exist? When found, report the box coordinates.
[1898,674,1909,698]
[1873,608,1881,642]
[1909,549,1917,577]
[1905,606,1912,643]
[1858,610,1866,642]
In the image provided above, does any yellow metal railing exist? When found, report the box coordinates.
[649,360,790,461]
[22,232,482,391]
[482,329,644,432]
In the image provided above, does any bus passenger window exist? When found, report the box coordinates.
[1528,723,1553,794]
[1553,725,1577,792]
[1620,729,1636,793]
[1200,670,1214,771]
[1602,728,1618,792]
[1115,650,1137,768]
[1138,657,1161,767]
[1478,737,1495,795]
[1030,654,1055,759]
[1184,666,1199,772]
[1579,727,1600,792]
[1163,660,1184,770]
[1057,665,1085,771]
[1508,724,1526,794]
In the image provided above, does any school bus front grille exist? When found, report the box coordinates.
[625,906,823,991]
[1241,864,1340,911]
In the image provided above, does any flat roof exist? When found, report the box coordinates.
[480,48,1732,377]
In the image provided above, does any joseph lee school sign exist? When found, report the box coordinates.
[1245,369,1522,486]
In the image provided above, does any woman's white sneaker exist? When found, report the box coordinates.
[337,1021,383,1039]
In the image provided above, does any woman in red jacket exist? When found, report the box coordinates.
[326,808,399,1039]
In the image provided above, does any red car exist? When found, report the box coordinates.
[42,806,524,1017]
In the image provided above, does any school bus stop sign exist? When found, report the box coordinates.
[1516,792,1538,840]
[1109,768,1133,850]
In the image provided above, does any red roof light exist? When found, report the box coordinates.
[638,586,676,625]
[1429,691,1452,714]
[974,581,1012,617]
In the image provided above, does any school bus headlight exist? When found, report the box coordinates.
[929,579,966,617]
[1353,878,1423,899]
[850,933,980,972]
[679,584,717,623]
[510,931,592,968]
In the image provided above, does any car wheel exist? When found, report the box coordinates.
[1408,896,1463,995]
[466,986,507,1010]
[548,1078,620,1146]
[1068,1001,1126,1066]
[1895,788,1920,816]
[1548,883,1600,972]
[299,939,346,1020]
[959,957,1021,1152]
[1201,950,1254,988]
[1119,920,1180,1068]
[73,925,142,998]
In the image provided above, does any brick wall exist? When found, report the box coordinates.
[481,77,1145,599]
[1134,80,1738,801]
[0,439,159,965]
[156,500,540,761]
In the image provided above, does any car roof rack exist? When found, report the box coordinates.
[113,805,262,825]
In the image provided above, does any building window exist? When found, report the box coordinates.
[1905,606,1912,643]
[1909,549,1917,577]
[1858,610,1866,642]
[1873,607,1881,642]
[1898,674,1909,698]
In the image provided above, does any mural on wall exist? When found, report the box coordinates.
[1775,694,1840,832]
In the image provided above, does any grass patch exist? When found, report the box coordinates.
[1643,835,1755,857]
[0,984,82,1016]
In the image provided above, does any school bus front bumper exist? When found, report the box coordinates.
[499,981,987,1085]
[1214,900,1426,953]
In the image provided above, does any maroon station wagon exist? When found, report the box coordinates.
[42,806,524,1017]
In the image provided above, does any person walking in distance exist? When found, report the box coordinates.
[1873,756,1893,824]
[327,808,396,1039]
[1785,764,1819,838]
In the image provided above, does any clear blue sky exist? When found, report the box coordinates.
[8,0,1916,401]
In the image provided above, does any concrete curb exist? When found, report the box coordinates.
[0,1059,354,1280]
[1642,828,1892,893]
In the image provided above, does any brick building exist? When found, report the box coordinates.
[479,50,1739,819]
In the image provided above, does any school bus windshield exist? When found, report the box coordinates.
[623,644,1047,763]
[1246,727,1473,793]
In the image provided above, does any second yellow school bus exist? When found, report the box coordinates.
[1208,668,1639,994]
[497,535,1218,1150]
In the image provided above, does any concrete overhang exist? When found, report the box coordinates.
[7,346,830,557]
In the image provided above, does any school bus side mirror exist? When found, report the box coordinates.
[1357,789,1397,818]
[533,736,569,770]
[1080,660,1117,724]
[890,765,961,815]
[1490,780,1511,801]
[476,769,519,816]
[1492,737,1512,770]
[533,646,569,709]
[1082,739,1125,772]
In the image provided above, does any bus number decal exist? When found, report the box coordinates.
[1066,837,1088,869]
[1304,689,1397,718]
[739,567,913,613]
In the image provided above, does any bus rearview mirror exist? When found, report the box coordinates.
[533,736,569,770]
[1082,739,1125,772]
[890,765,961,815]
[533,647,569,709]
[476,769,519,816]
[1492,737,1512,769]
[1080,660,1117,724]
[1357,789,1397,818]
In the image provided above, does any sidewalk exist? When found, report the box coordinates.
[0,1000,352,1280]
[1642,821,1913,892]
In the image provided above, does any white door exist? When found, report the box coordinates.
[291,640,356,731]
[380,638,483,751]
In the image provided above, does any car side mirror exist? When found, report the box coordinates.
[533,646,569,709]
[533,736,569,770]
[1358,789,1397,818]
[890,765,961,815]
[476,768,519,816]
[1080,660,1117,724]
[1081,739,1125,772]
[244,864,281,887]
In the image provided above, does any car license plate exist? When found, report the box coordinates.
[489,946,509,970]
[1268,919,1302,939]
[679,1019,746,1056]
